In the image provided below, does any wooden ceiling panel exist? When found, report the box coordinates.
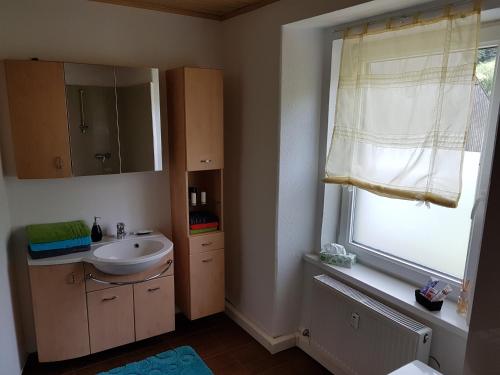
[91,0,279,20]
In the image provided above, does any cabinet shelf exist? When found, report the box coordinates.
[187,169,223,232]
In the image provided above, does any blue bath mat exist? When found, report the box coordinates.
[98,346,213,375]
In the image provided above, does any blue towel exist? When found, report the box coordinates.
[29,236,91,252]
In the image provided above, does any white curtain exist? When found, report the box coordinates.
[325,10,480,208]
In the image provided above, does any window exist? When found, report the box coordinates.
[337,45,499,288]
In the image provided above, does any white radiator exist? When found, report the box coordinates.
[308,275,432,375]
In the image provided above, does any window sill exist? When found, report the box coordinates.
[304,254,468,338]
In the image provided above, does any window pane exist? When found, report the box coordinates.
[352,152,480,279]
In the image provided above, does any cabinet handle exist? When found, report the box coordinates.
[102,296,118,302]
[202,258,213,263]
[68,273,76,284]
[54,157,63,170]
[148,287,160,292]
[201,242,213,247]
[200,159,212,163]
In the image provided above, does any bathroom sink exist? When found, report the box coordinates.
[87,234,173,275]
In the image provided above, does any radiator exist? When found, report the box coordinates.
[308,275,432,375]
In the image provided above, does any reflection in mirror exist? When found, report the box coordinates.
[115,67,162,173]
[65,63,120,176]
[64,63,162,176]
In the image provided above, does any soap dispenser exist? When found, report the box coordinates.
[91,216,103,242]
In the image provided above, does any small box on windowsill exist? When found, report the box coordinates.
[415,289,443,312]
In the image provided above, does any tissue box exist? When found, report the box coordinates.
[320,251,357,268]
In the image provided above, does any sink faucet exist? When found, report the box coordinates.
[116,222,126,239]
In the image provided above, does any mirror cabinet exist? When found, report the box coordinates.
[3,60,162,179]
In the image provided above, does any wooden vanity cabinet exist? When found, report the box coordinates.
[167,67,225,320]
[29,256,175,361]
[4,60,71,179]
[29,263,90,362]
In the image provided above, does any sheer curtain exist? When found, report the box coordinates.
[324,10,480,208]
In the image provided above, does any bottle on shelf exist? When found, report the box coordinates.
[189,187,198,207]
[456,279,470,315]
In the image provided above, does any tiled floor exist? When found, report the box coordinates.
[23,313,330,375]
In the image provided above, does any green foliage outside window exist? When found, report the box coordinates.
[476,47,497,96]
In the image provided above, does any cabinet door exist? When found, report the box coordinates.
[29,264,89,362]
[189,231,224,254]
[184,68,223,171]
[4,60,71,178]
[189,249,225,319]
[87,285,135,353]
[134,276,175,341]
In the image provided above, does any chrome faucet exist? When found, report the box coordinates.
[116,222,126,239]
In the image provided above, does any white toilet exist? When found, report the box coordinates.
[388,361,443,375]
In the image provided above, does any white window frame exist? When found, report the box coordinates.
[329,28,500,303]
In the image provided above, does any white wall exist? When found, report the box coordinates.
[222,0,441,339]
[222,0,372,338]
[0,121,22,375]
[0,0,222,363]
[274,26,326,335]
[464,17,500,375]
[464,118,500,374]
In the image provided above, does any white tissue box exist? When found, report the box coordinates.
[320,251,357,268]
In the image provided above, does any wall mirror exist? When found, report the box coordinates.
[64,63,162,176]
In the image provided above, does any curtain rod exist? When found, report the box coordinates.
[331,0,481,34]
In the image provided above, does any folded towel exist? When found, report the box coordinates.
[27,220,91,244]
[189,212,219,226]
[190,227,219,235]
[29,245,90,260]
[190,222,219,230]
[29,236,92,252]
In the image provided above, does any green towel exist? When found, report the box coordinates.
[27,220,91,244]
[190,227,218,235]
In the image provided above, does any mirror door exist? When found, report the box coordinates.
[64,63,162,176]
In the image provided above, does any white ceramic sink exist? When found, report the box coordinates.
[87,234,173,275]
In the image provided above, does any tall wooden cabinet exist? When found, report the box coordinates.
[166,67,225,320]
[4,60,72,178]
